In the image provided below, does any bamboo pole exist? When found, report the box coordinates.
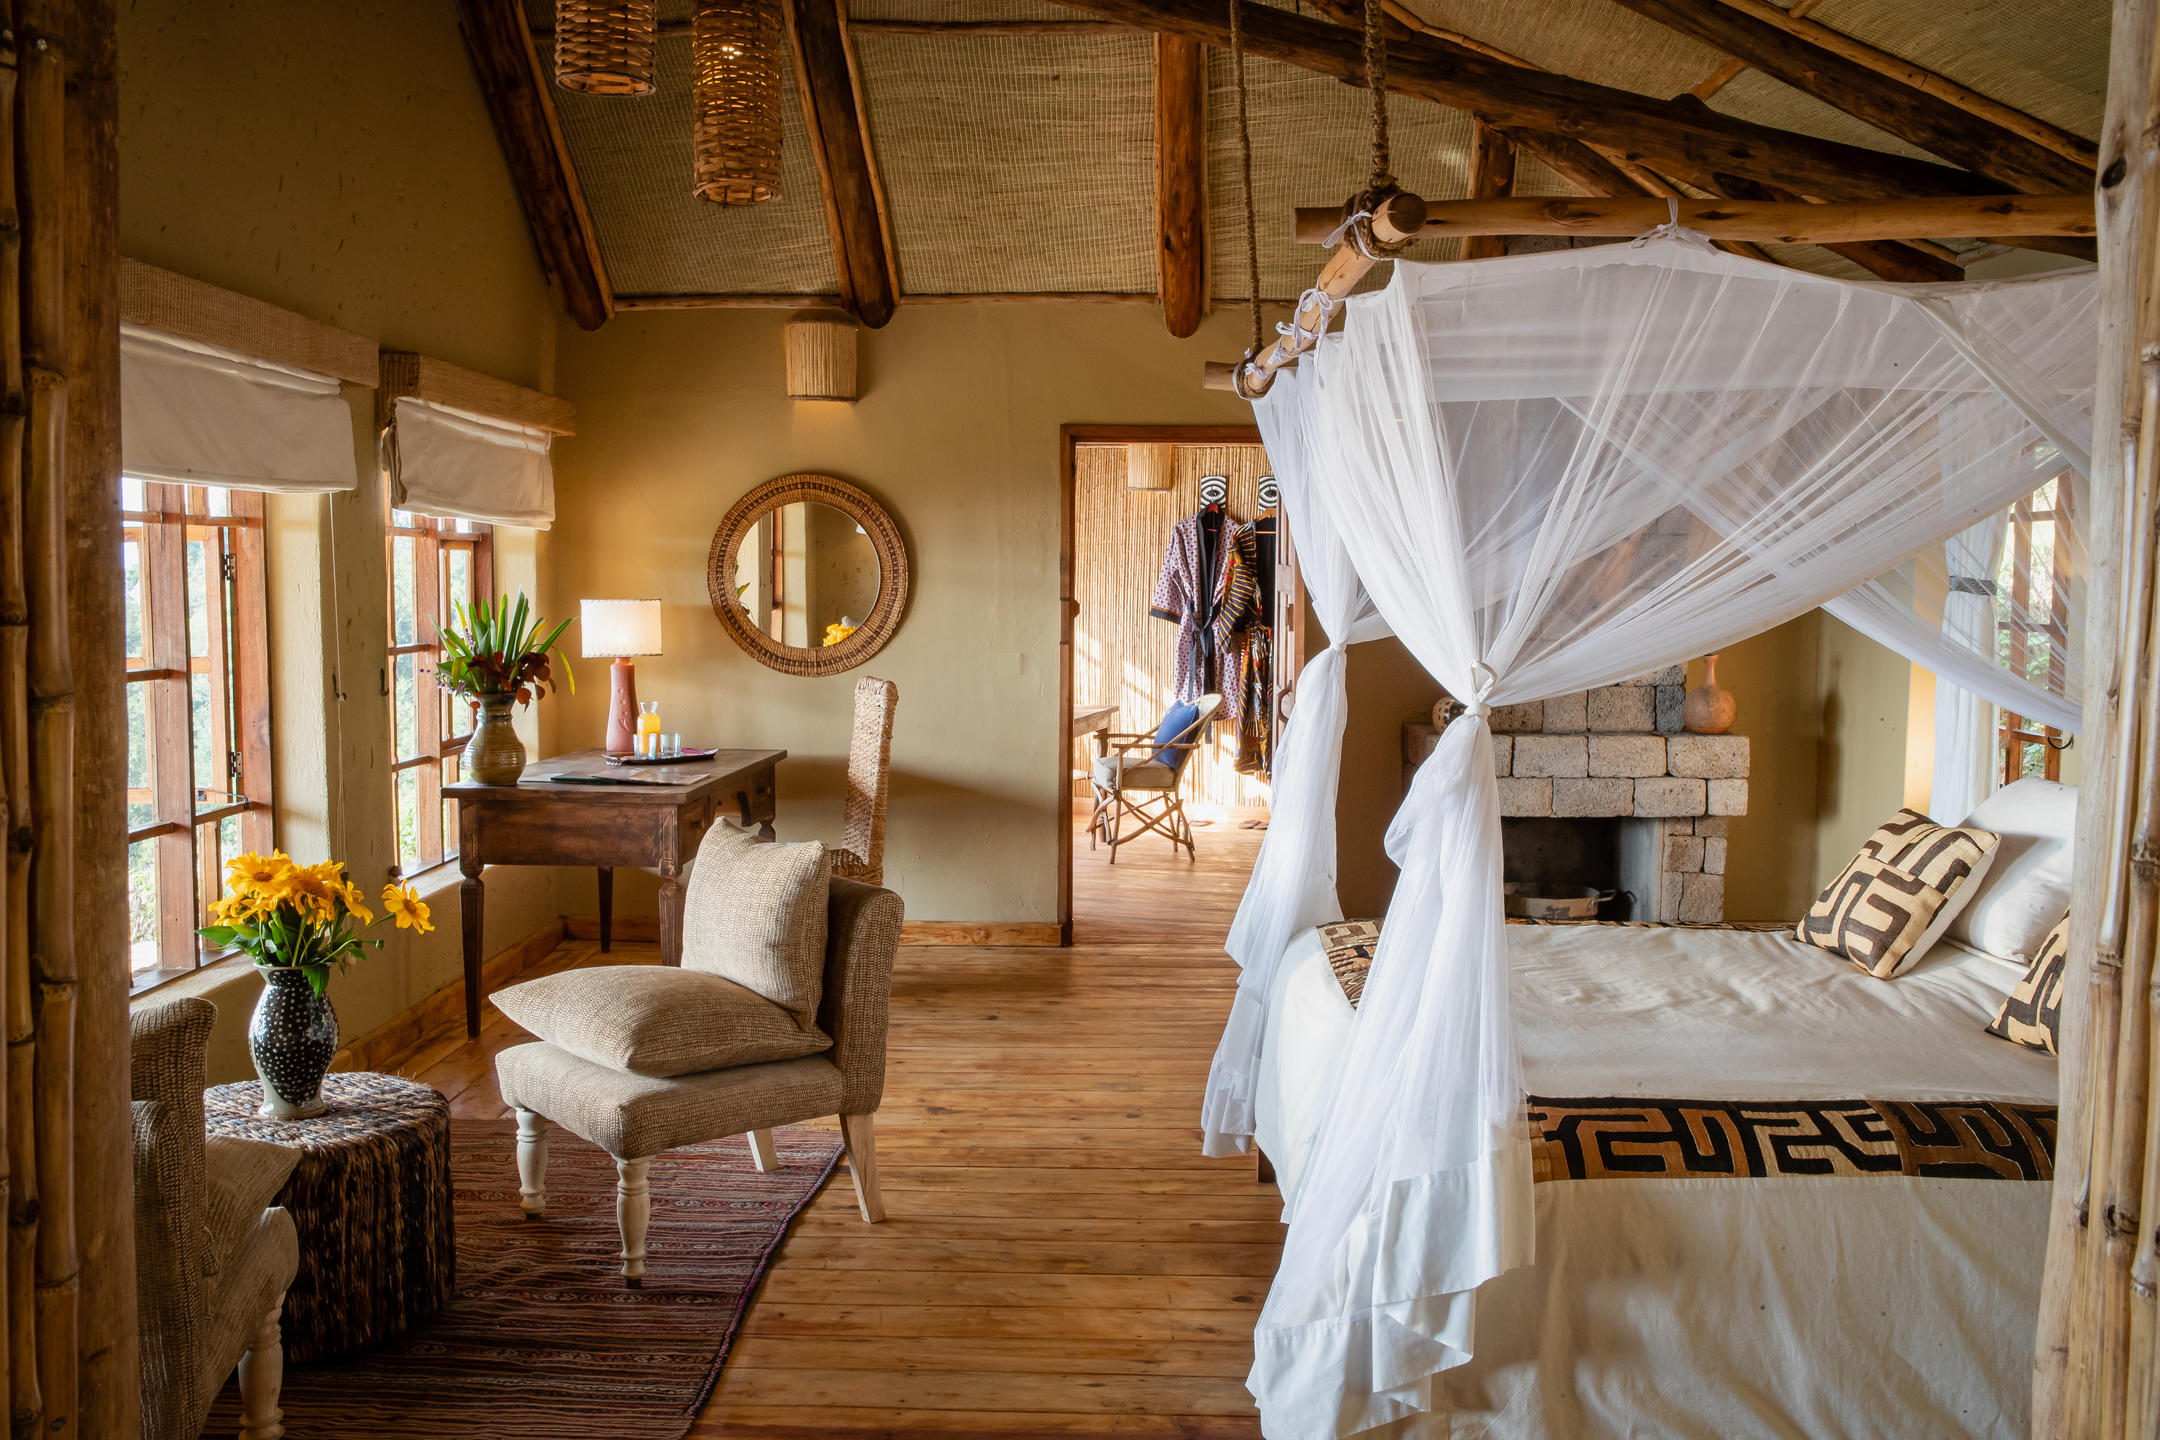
[0,15,24,1433]
[17,22,68,1438]
[1288,193,2097,245]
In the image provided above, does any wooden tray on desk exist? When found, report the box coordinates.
[606,748,719,766]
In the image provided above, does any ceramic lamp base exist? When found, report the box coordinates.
[605,658,640,755]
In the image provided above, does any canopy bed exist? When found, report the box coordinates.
[1206,229,2097,1438]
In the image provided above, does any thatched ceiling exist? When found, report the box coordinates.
[497,0,2107,315]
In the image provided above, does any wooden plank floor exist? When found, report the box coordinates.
[382,812,1277,1437]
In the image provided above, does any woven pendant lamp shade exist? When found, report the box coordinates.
[1126,443,1175,492]
[693,0,786,205]
[554,0,658,95]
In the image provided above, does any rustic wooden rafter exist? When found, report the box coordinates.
[1154,34,1208,337]
[1608,0,2091,196]
[1712,175,1961,282]
[1459,121,1514,261]
[1289,193,2096,244]
[453,0,614,330]
[1054,0,2007,203]
[786,0,900,327]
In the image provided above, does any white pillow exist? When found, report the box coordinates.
[1947,778,2077,964]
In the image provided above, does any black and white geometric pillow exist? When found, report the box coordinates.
[1988,912,2070,1055]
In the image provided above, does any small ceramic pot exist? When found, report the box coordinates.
[466,691,526,785]
[250,966,338,1119]
[1683,653,1738,735]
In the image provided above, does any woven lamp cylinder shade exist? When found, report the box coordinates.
[1127,443,1175,492]
[785,318,859,401]
[554,0,658,94]
[693,0,786,206]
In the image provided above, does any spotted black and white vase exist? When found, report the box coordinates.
[250,966,338,1119]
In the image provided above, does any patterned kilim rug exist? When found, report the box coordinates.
[206,1118,842,1439]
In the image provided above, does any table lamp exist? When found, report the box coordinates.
[581,598,663,756]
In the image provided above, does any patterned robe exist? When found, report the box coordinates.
[1150,513,1255,729]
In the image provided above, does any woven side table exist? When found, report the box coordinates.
[205,1072,454,1365]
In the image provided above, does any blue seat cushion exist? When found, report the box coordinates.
[1151,700,1202,769]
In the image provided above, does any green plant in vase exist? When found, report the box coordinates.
[200,851,435,1118]
[434,591,576,785]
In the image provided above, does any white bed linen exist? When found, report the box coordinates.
[1252,924,2056,1439]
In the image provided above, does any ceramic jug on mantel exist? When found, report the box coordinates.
[1683,654,1737,735]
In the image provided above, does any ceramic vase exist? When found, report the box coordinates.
[250,966,338,1119]
[467,691,526,784]
[1683,653,1738,735]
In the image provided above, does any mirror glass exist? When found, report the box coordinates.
[730,500,885,651]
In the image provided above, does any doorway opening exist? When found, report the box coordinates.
[1058,426,1304,945]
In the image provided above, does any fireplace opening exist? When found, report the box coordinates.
[1502,817,1638,921]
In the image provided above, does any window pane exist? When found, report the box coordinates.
[392,508,418,528]
[123,536,145,664]
[127,682,154,829]
[121,474,145,512]
[396,765,421,876]
[443,546,472,628]
[442,752,462,862]
[184,535,209,659]
[206,487,231,518]
[190,671,213,799]
[392,534,418,646]
[128,840,159,974]
[394,652,419,760]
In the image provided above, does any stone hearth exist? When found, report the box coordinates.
[1404,666,1751,923]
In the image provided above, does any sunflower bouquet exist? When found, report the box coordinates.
[200,851,434,997]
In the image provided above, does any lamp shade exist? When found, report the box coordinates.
[785,317,858,401]
[581,598,663,657]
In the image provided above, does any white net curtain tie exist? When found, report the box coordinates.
[1220,232,2096,1439]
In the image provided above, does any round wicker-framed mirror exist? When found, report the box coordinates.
[706,473,910,675]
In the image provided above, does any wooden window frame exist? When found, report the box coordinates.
[1999,472,2075,785]
[388,508,494,878]
[125,481,274,989]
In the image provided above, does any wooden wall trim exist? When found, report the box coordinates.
[379,350,577,436]
[120,257,380,387]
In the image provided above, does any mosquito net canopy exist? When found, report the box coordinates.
[1216,232,2096,1439]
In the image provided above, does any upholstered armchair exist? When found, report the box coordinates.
[495,852,902,1285]
[133,997,301,1440]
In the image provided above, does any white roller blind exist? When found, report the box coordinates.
[388,395,554,530]
[119,324,358,493]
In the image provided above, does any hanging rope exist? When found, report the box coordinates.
[1363,0,1391,192]
[1229,0,1269,398]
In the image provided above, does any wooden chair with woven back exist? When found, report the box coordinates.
[1088,693,1223,863]
[831,676,898,885]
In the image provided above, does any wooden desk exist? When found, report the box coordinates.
[445,748,786,1038]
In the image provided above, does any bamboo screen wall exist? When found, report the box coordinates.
[1073,442,1275,814]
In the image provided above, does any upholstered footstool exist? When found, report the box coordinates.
[493,824,902,1286]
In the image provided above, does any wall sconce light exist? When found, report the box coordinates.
[784,315,859,401]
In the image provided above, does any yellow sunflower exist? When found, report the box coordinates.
[340,882,376,927]
[225,850,296,904]
[381,882,434,934]
[286,861,347,925]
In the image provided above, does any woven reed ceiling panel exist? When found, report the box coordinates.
[852,30,1157,294]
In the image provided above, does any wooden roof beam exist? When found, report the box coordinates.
[452,0,614,330]
[786,0,900,328]
[1459,122,1515,261]
[1710,175,1960,281]
[1288,193,2096,244]
[1155,34,1208,337]
[1055,0,2006,202]
[1608,0,2091,196]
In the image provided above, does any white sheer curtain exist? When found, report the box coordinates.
[1929,509,2014,821]
[1205,368,1391,1157]
[1242,236,2096,1438]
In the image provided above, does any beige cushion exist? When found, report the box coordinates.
[681,822,830,1024]
[1092,754,1178,790]
[493,965,830,1078]
[496,1042,846,1159]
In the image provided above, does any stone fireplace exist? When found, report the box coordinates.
[1403,666,1750,923]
